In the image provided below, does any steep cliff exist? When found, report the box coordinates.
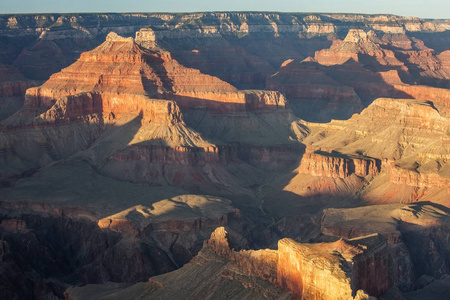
[298,148,380,179]
[321,203,450,290]
[304,98,450,200]
[277,235,389,299]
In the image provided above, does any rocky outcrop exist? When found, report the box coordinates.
[321,203,450,290]
[0,199,244,299]
[298,148,380,179]
[386,162,450,191]
[84,227,389,299]
[24,32,285,117]
[277,235,389,299]
[302,97,450,206]
[204,228,391,299]
[314,29,405,70]
[35,92,183,125]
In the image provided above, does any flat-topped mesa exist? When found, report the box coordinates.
[135,28,156,49]
[277,234,390,299]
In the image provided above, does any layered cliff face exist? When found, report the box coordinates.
[298,150,380,179]
[321,203,450,291]
[277,235,389,299]
[302,98,450,204]
[24,32,289,117]
[67,227,391,300]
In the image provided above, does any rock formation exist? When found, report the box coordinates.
[67,227,389,299]
[277,235,389,299]
[1,11,450,300]
[0,195,243,299]
[298,147,380,179]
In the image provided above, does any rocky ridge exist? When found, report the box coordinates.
[67,227,389,299]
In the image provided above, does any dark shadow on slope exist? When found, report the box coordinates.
[161,33,333,89]
[408,31,450,53]
[266,59,414,122]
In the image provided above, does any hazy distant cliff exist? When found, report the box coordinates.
[2,12,450,83]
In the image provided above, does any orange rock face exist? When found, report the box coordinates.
[394,84,450,111]
[203,227,390,299]
[109,144,232,166]
[277,235,390,299]
[386,162,450,192]
[314,29,405,69]
[36,92,183,125]
[20,31,287,133]
[299,150,380,179]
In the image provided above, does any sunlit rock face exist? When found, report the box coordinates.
[277,235,389,299]
[66,227,390,299]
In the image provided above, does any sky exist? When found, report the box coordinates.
[1,0,449,19]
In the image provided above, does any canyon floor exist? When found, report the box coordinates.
[0,12,450,300]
